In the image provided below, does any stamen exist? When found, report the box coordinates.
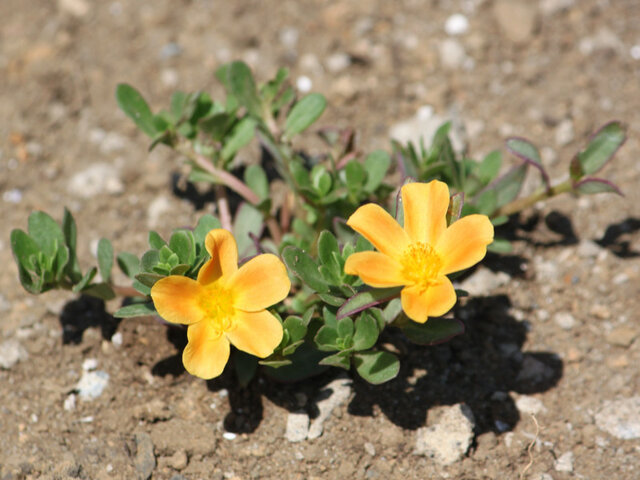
[400,242,443,290]
[199,283,235,333]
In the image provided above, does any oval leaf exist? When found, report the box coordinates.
[337,287,402,321]
[282,246,329,293]
[284,93,327,140]
[401,317,465,345]
[578,121,626,175]
[353,351,399,384]
[115,84,157,137]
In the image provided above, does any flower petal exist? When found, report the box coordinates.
[198,229,238,285]
[182,321,230,379]
[402,180,449,245]
[346,203,410,259]
[229,254,291,311]
[151,276,205,325]
[344,251,405,287]
[436,214,494,275]
[226,310,283,358]
[400,277,456,323]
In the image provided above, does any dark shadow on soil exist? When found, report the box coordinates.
[59,295,120,344]
[597,217,640,258]
[171,172,217,211]
[153,294,563,435]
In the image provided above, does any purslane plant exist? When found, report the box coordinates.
[10,61,626,385]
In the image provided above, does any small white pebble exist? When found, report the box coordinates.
[64,394,76,411]
[30,413,38,423]
[80,416,94,423]
[106,464,113,473]
[223,432,237,440]
[296,75,312,93]
[110,332,123,347]
[82,358,98,371]
[445,14,469,36]
[631,45,640,60]
[218,389,229,398]
[3,189,22,204]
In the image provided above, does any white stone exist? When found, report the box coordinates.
[222,432,237,441]
[631,45,640,60]
[414,404,475,465]
[326,52,351,73]
[595,397,640,439]
[0,339,28,369]
[2,189,22,204]
[76,370,109,400]
[307,377,352,439]
[516,395,546,415]
[111,332,123,347]
[296,76,312,93]
[58,0,89,17]
[279,27,299,49]
[554,451,574,472]
[540,0,575,15]
[577,240,601,258]
[64,393,77,411]
[68,163,124,198]
[445,14,469,36]
[147,195,172,229]
[82,358,99,371]
[439,38,467,70]
[285,412,310,442]
[458,268,510,296]
[554,312,576,330]
[554,119,574,146]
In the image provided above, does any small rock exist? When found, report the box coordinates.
[554,451,574,472]
[58,0,89,17]
[555,119,574,146]
[605,327,637,348]
[414,404,475,465]
[444,14,469,36]
[134,432,156,480]
[279,27,299,49]
[438,39,468,70]
[554,312,576,330]
[579,28,624,56]
[68,163,124,198]
[160,42,183,59]
[326,52,351,73]
[76,370,109,400]
[589,304,610,319]
[307,377,353,439]
[364,442,376,456]
[82,358,98,371]
[595,397,640,439]
[516,355,555,385]
[296,76,312,93]
[222,432,236,441]
[3,189,23,204]
[540,0,575,15]
[99,132,127,154]
[458,267,510,296]
[161,69,179,89]
[0,339,28,369]
[631,45,640,60]
[132,399,173,422]
[111,331,123,347]
[167,450,188,470]
[285,412,310,442]
[516,395,546,415]
[493,1,537,44]
[64,393,77,411]
[576,239,601,258]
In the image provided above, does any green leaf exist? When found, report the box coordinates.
[344,160,366,192]
[401,317,465,345]
[221,117,256,162]
[352,313,379,351]
[117,252,140,278]
[198,112,235,141]
[141,250,160,272]
[353,351,399,384]
[193,214,222,248]
[314,326,340,351]
[81,282,115,301]
[170,90,189,121]
[283,93,327,140]
[148,231,166,250]
[232,203,263,258]
[337,317,354,339]
[261,67,289,105]
[28,211,64,259]
[62,208,82,282]
[478,150,502,184]
[577,121,626,176]
[263,342,329,381]
[310,165,332,196]
[337,287,402,320]
[169,230,195,264]
[382,298,402,324]
[319,351,351,370]
[170,264,191,276]
[505,137,549,188]
[487,237,513,253]
[446,192,464,226]
[574,177,623,196]
[115,84,157,137]
[97,238,113,283]
[233,350,258,387]
[227,61,263,118]
[72,267,97,293]
[10,229,41,271]
[282,246,329,293]
[318,292,345,307]
[135,272,164,288]
[317,230,340,266]
[284,316,307,344]
[114,302,156,318]
[363,150,391,193]
[244,164,269,201]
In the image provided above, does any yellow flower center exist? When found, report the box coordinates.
[400,242,443,291]
[199,283,235,334]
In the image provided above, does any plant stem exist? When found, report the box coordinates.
[214,184,232,231]
[493,179,573,218]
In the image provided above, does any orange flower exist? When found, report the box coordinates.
[344,180,494,323]
[150,229,290,379]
